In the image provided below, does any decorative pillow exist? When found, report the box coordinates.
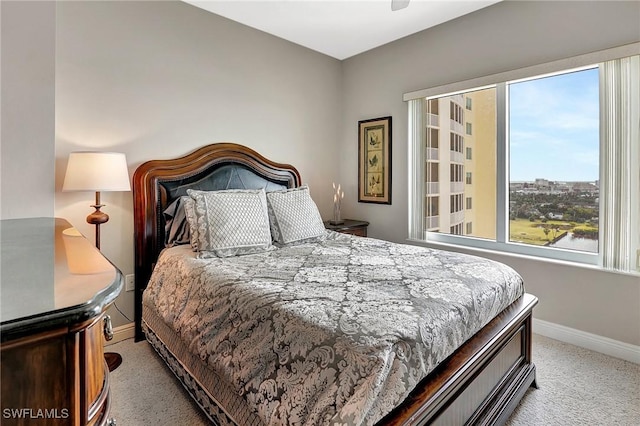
[266,185,326,245]
[163,196,191,247]
[187,188,273,258]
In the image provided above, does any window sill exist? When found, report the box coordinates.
[406,237,640,278]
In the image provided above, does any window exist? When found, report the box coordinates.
[450,164,463,182]
[450,102,463,124]
[450,133,464,153]
[427,128,439,149]
[414,86,497,242]
[450,194,463,212]
[428,98,439,115]
[508,69,600,254]
[426,162,439,183]
[426,196,439,216]
[407,50,639,271]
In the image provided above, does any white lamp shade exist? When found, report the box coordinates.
[62,152,131,192]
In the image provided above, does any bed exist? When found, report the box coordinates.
[133,142,537,425]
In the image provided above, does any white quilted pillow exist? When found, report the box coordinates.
[187,188,273,258]
[266,185,326,245]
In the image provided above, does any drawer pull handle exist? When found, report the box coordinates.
[103,315,114,341]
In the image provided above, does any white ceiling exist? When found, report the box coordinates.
[184,0,502,60]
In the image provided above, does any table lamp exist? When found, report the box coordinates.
[62,151,130,372]
[62,152,131,249]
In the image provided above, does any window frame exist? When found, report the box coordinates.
[426,71,600,265]
[404,43,640,268]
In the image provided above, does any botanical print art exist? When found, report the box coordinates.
[358,116,391,204]
[365,126,384,196]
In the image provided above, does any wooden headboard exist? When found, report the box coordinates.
[132,143,301,341]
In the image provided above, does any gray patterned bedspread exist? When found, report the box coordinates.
[143,231,524,426]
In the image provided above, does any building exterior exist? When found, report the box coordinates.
[424,89,497,240]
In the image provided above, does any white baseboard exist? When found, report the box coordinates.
[533,318,640,364]
[105,322,135,346]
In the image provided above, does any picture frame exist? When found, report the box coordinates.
[358,116,391,204]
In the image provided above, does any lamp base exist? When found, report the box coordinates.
[329,219,345,225]
[87,192,110,249]
[87,207,109,225]
[105,352,122,371]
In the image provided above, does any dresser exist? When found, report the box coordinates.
[1,218,123,426]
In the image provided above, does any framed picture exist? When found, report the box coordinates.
[358,116,391,204]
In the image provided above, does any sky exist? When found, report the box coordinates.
[508,67,600,182]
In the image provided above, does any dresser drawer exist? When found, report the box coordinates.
[84,315,109,426]
[0,315,112,426]
[1,328,75,425]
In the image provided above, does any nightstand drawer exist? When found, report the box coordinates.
[324,219,369,237]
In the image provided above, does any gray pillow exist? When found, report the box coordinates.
[163,196,190,247]
[266,185,326,245]
[182,196,198,251]
[187,188,273,258]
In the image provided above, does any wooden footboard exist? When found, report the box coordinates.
[382,293,537,425]
[142,293,536,426]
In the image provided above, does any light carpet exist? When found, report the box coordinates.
[107,334,640,425]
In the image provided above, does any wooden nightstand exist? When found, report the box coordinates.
[324,219,369,237]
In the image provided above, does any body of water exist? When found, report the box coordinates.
[549,232,598,253]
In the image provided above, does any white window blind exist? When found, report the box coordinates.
[407,98,424,240]
[600,55,640,271]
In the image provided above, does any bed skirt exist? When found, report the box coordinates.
[143,308,266,426]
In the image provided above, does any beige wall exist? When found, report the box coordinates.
[1,1,56,219]
[51,1,342,326]
[341,0,640,345]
